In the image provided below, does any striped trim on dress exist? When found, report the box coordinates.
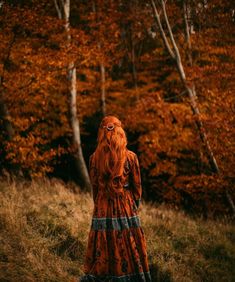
[91,215,141,231]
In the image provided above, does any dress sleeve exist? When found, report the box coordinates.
[130,153,142,209]
[89,154,98,202]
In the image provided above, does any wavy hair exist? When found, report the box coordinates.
[92,115,127,192]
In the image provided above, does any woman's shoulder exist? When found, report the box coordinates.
[126,149,138,162]
[89,152,95,164]
[127,149,135,156]
[90,152,95,158]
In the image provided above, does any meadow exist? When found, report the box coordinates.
[0,179,234,282]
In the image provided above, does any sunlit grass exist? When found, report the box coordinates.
[0,179,234,281]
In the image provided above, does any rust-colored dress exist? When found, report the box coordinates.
[80,149,152,282]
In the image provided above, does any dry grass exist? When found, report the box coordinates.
[0,179,234,282]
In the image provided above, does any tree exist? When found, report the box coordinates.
[150,0,219,173]
[0,1,96,180]
[54,0,91,191]
[149,0,235,214]
[0,0,234,215]
[91,0,106,116]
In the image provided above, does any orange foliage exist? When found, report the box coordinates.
[0,0,234,215]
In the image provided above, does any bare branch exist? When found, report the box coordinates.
[183,1,193,66]
[150,0,175,59]
[54,0,62,19]
[161,0,180,61]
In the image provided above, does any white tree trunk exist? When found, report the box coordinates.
[69,64,92,191]
[150,0,219,173]
[55,0,91,191]
[150,0,235,215]
[54,0,62,20]
[183,0,193,66]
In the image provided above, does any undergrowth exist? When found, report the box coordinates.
[0,179,234,281]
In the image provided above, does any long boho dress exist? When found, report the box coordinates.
[80,149,152,282]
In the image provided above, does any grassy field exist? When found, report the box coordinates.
[0,179,234,282]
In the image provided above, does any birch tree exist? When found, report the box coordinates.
[183,0,193,66]
[54,0,91,191]
[150,0,235,215]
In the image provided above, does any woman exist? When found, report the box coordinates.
[81,115,152,282]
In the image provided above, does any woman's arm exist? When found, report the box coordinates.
[130,153,142,208]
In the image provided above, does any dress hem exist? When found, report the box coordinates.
[80,271,152,282]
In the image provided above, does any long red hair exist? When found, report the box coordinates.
[92,115,128,192]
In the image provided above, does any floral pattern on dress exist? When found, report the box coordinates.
[80,150,152,282]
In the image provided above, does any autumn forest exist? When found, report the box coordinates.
[0,0,234,216]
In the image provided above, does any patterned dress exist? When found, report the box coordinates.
[80,149,152,282]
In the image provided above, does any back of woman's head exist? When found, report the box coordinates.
[93,115,127,184]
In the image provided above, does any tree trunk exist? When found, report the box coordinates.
[183,0,193,66]
[69,64,92,191]
[150,0,235,215]
[181,0,219,173]
[150,0,220,173]
[182,1,235,215]
[55,0,92,191]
